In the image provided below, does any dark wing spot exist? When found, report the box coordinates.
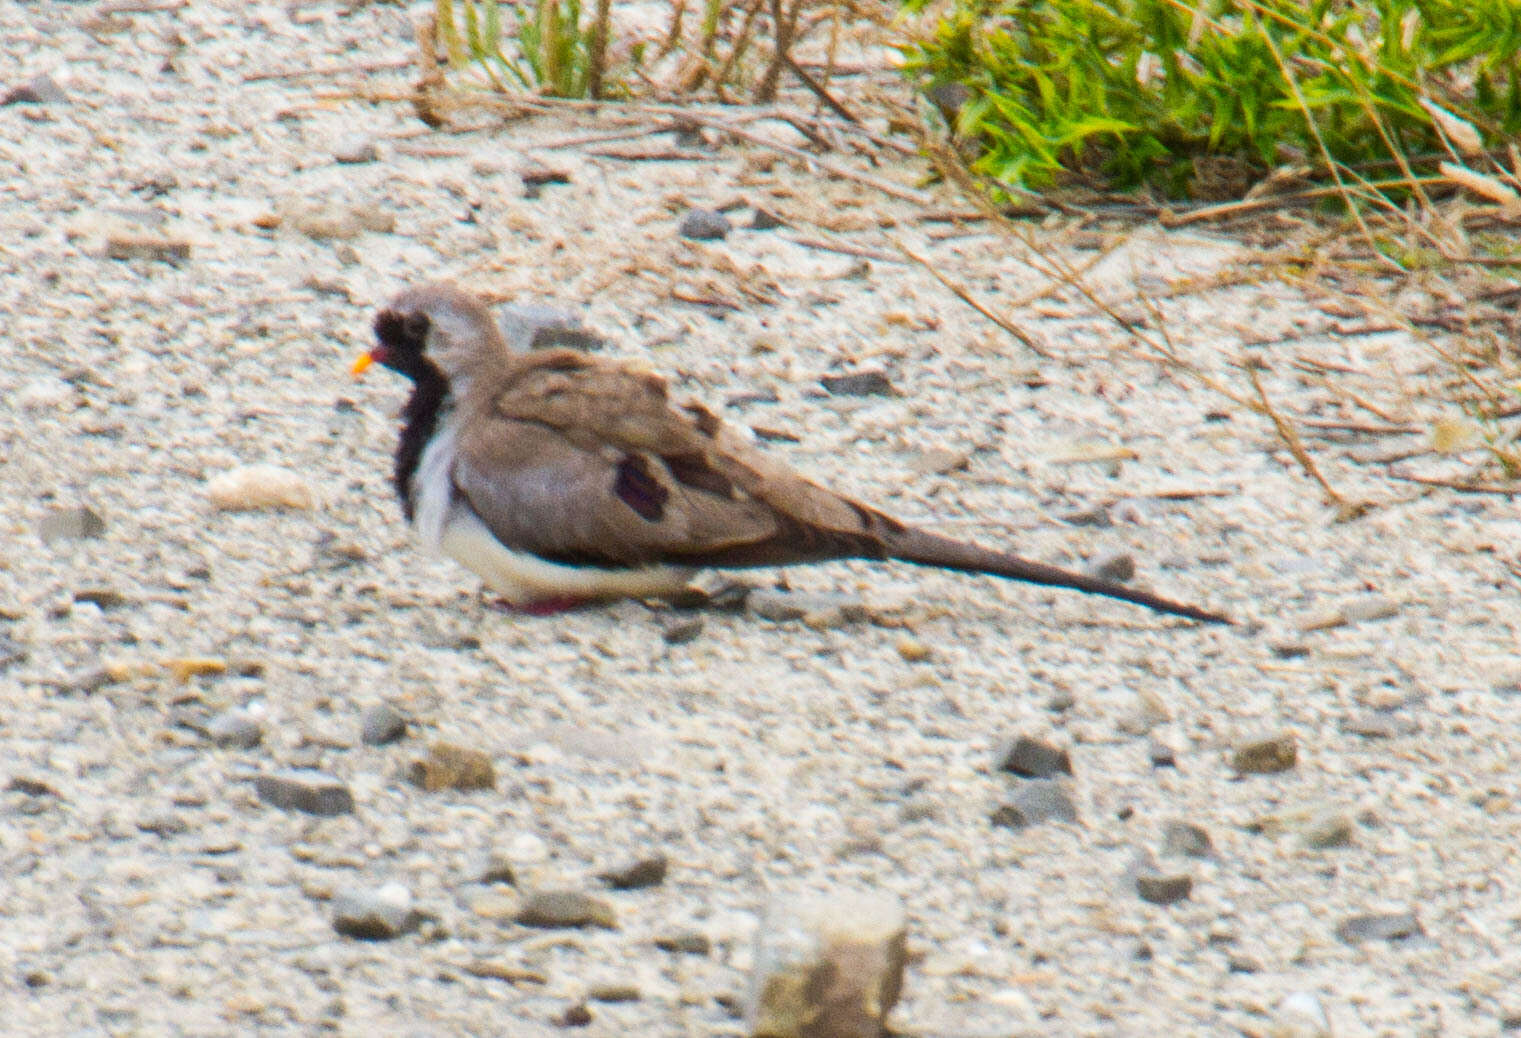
[662,452,734,498]
[614,455,669,522]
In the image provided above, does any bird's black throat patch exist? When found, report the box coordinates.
[394,359,450,522]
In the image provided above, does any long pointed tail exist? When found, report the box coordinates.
[887,526,1231,624]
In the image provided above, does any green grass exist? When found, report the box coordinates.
[898,0,1521,199]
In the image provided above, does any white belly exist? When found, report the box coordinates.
[411,419,691,605]
[437,504,692,604]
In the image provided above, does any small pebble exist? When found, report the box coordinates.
[597,853,668,890]
[208,465,316,512]
[359,702,408,746]
[1061,504,1112,527]
[409,742,496,792]
[476,851,517,886]
[1147,737,1177,768]
[654,931,711,955]
[749,207,785,230]
[990,779,1077,829]
[995,735,1072,778]
[207,708,263,749]
[518,160,570,187]
[1231,733,1297,774]
[254,769,354,816]
[819,370,897,397]
[661,618,704,646]
[895,637,932,662]
[515,890,617,930]
[587,984,640,1003]
[105,233,190,264]
[555,1003,593,1027]
[1161,820,1212,858]
[1130,853,1193,905]
[678,208,730,240]
[1087,551,1136,583]
[1335,910,1421,944]
[332,883,426,940]
[38,506,105,544]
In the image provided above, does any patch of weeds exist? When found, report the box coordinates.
[437,0,623,98]
[898,0,1521,200]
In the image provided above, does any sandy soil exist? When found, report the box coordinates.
[3,3,1520,1036]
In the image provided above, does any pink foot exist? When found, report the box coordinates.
[489,595,588,616]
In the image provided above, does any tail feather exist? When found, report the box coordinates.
[886,526,1230,625]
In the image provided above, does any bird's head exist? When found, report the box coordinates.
[352,282,505,387]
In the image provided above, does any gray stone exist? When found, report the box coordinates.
[678,208,730,240]
[994,735,1072,778]
[1336,910,1422,944]
[1135,870,1192,905]
[819,370,897,397]
[990,779,1077,829]
[207,708,263,749]
[38,506,105,544]
[597,853,668,890]
[515,890,617,929]
[750,207,785,230]
[332,884,427,940]
[1161,820,1212,858]
[661,618,704,645]
[359,702,408,746]
[254,769,354,816]
[1147,737,1177,768]
[1130,853,1193,905]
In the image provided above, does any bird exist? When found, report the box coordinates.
[351,282,1229,624]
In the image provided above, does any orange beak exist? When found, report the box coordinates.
[350,351,375,376]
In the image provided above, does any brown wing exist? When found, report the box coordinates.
[451,349,895,569]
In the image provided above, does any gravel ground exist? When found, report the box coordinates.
[5,3,1521,1036]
